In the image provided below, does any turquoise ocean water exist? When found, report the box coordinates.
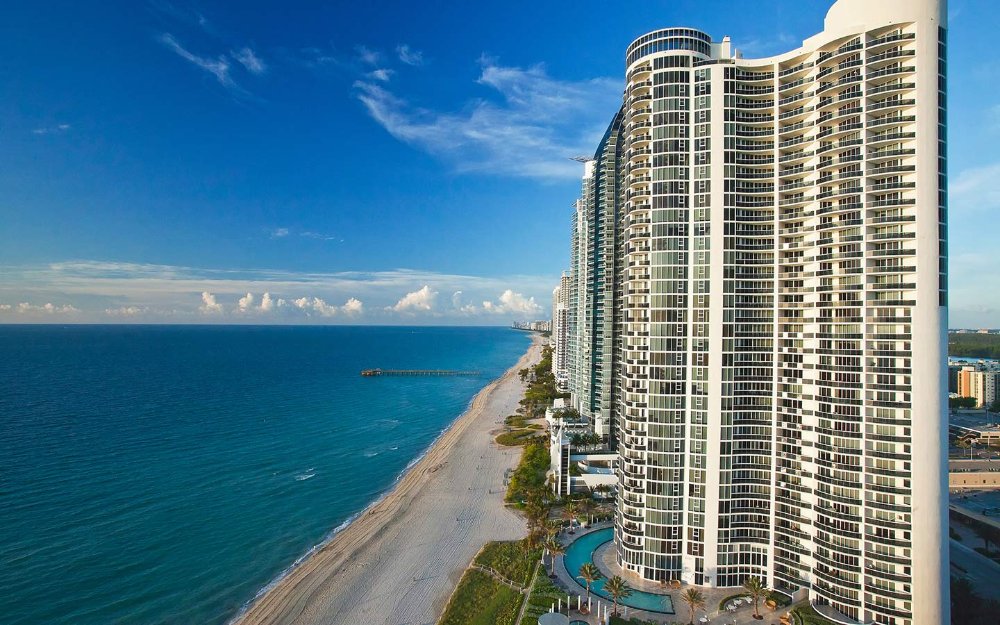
[0,325,530,625]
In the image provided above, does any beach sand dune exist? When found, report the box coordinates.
[233,336,543,625]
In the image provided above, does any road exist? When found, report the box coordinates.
[950,538,1000,600]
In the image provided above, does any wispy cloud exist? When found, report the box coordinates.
[368,68,393,82]
[160,33,238,90]
[269,227,341,242]
[950,162,1000,213]
[232,47,266,74]
[396,44,424,66]
[354,57,620,179]
[32,123,71,136]
[356,45,380,66]
[105,305,148,316]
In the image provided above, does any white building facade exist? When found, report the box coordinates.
[564,0,949,623]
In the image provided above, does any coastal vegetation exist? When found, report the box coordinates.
[517,346,567,418]
[474,541,541,588]
[949,332,1000,359]
[496,413,545,447]
[521,570,565,625]
[437,568,522,625]
[505,438,551,504]
[438,539,542,625]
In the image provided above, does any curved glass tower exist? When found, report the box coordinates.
[566,1,949,623]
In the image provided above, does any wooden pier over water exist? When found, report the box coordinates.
[360,368,481,377]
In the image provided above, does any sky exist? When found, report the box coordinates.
[0,0,997,326]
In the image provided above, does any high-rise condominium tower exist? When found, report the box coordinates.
[566,0,948,623]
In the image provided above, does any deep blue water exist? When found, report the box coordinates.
[0,325,530,625]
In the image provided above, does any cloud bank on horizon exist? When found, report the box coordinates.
[0,261,552,324]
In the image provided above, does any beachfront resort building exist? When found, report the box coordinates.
[560,0,949,622]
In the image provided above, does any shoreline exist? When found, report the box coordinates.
[231,334,544,625]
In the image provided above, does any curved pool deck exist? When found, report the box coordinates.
[561,527,675,614]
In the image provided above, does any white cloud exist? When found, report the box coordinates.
[368,68,393,82]
[311,297,339,316]
[237,292,255,312]
[200,291,224,314]
[353,58,620,179]
[494,289,542,315]
[287,296,360,317]
[15,302,79,314]
[396,44,424,66]
[105,306,147,316]
[270,228,290,238]
[232,47,266,74]
[160,33,238,90]
[356,45,380,66]
[391,285,437,312]
[32,123,71,136]
[950,162,1000,213]
[260,292,275,312]
[0,304,11,311]
[342,297,364,315]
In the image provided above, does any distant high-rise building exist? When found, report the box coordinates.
[957,366,998,408]
[552,274,571,390]
[562,0,948,622]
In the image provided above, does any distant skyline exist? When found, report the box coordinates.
[2,0,997,325]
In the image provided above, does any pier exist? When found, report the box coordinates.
[360,369,481,377]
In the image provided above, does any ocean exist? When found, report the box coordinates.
[0,325,530,625]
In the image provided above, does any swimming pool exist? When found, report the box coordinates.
[562,527,675,614]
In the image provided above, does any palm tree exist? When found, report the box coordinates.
[743,576,769,619]
[563,500,579,532]
[543,537,565,577]
[577,562,603,605]
[680,588,706,625]
[604,575,632,617]
[545,518,562,539]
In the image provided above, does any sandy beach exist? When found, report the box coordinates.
[233,334,543,625]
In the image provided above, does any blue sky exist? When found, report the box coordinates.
[1,0,997,325]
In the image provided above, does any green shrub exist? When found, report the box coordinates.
[790,604,839,625]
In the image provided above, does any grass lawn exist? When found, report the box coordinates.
[437,569,523,625]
